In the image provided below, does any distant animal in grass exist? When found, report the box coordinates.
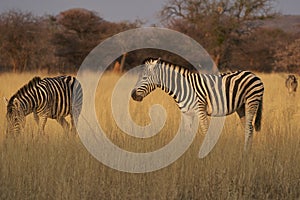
[285,75,298,95]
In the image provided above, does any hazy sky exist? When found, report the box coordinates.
[0,0,299,24]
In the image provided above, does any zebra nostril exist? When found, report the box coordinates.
[131,89,136,94]
[131,89,136,98]
[131,89,143,102]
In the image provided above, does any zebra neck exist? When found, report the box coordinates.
[157,65,193,107]
[15,88,38,116]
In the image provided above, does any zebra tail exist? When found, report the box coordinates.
[254,99,263,132]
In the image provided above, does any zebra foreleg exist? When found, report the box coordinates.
[38,116,48,135]
[199,111,208,135]
[56,117,70,135]
[33,112,39,125]
[181,111,197,132]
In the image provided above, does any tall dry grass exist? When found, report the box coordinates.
[0,72,299,200]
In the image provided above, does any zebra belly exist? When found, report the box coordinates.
[36,109,69,119]
[49,108,70,119]
[207,103,241,117]
[36,103,70,119]
[208,110,235,117]
[50,113,69,119]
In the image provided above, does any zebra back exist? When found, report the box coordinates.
[41,76,83,118]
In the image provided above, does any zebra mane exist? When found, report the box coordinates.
[142,57,159,64]
[219,70,244,77]
[7,76,42,111]
[143,57,192,75]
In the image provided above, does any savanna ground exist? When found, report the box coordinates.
[0,72,299,200]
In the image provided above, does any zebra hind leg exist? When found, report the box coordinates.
[70,114,78,134]
[70,101,82,134]
[70,107,80,134]
[236,104,245,127]
[244,102,260,152]
[56,117,70,135]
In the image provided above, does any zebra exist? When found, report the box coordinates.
[285,75,297,95]
[131,58,264,151]
[5,75,82,136]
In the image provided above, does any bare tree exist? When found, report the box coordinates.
[160,0,277,69]
[0,10,51,72]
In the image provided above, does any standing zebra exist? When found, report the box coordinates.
[131,58,264,151]
[285,75,298,95]
[5,76,82,135]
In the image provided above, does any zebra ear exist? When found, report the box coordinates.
[152,57,161,69]
[3,97,8,106]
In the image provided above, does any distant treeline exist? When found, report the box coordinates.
[0,1,299,73]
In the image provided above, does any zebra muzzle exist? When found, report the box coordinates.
[131,89,143,102]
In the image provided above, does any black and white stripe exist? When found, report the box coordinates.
[131,58,264,151]
[6,76,82,135]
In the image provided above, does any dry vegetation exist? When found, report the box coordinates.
[0,72,300,200]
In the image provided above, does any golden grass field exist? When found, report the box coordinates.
[0,72,299,200]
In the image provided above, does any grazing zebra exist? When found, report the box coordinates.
[131,58,264,151]
[5,76,82,135]
[285,75,297,95]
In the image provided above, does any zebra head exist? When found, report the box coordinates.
[286,74,298,93]
[6,97,26,135]
[131,58,161,102]
[287,75,297,82]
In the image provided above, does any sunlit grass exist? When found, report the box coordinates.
[0,72,299,199]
